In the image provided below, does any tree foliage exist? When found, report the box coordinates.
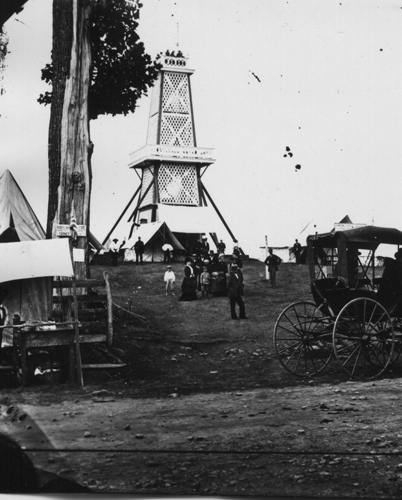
[38,0,161,120]
[0,27,9,97]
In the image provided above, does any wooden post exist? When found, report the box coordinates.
[337,234,349,283]
[104,271,113,347]
[265,235,269,281]
[72,276,84,386]
[307,238,316,281]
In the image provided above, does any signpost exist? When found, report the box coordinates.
[56,224,86,237]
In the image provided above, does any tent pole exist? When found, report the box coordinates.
[101,185,141,246]
[200,181,237,243]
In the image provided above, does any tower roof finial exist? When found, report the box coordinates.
[176,23,179,48]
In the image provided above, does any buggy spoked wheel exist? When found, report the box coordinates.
[333,298,395,380]
[273,301,333,377]
[391,320,402,365]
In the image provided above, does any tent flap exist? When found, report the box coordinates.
[0,170,45,241]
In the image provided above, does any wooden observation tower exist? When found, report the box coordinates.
[105,50,237,252]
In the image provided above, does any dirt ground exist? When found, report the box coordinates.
[2,259,402,497]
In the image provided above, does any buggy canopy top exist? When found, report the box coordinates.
[307,225,402,251]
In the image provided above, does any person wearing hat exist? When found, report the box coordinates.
[264,248,282,288]
[200,266,211,298]
[227,263,247,319]
[110,238,120,267]
[134,236,145,265]
[217,239,226,255]
[164,265,176,296]
[293,239,302,265]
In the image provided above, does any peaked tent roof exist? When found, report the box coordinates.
[338,215,353,224]
[123,221,184,251]
[0,170,45,241]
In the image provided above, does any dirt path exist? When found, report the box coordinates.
[3,261,402,496]
[3,378,402,496]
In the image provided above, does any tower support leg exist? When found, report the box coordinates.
[101,184,142,247]
[200,181,238,244]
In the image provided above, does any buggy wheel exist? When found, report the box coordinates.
[391,320,402,365]
[273,301,333,377]
[333,298,395,380]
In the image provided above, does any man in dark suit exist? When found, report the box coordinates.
[293,239,302,265]
[134,237,145,265]
[227,263,247,320]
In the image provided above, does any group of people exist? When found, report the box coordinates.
[162,242,248,320]
[109,236,144,266]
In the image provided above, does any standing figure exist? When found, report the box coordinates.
[110,238,120,267]
[226,263,247,320]
[162,243,173,263]
[264,248,282,288]
[217,239,226,255]
[194,255,203,291]
[200,266,211,298]
[134,237,145,265]
[184,257,195,277]
[293,239,302,265]
[0,287,8,336]
[233,242,240,257]
[179,267,197,301]
[164,265,176,295]
[209,250,218,265]
[229,253,243,271]
[201,236,210,257]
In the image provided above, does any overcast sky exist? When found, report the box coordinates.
[1,0,402,257]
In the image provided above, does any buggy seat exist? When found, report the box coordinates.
[311,277,350,317]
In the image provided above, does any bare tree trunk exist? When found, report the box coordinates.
[48,0,92,279]
[47,0,73,239]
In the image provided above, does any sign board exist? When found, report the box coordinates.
[73,248,85,262]
[334,223,366,231]
[56,224,86,237]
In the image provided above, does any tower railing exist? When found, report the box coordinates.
[129,144,215,168]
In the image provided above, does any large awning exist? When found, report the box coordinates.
[0,238,74,283]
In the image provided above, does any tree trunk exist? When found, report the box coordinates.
[47,0,73,239]
[48,0,92,280]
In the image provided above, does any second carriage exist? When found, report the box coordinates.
[273,224,402,380]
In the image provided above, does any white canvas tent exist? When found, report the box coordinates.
[123,221,185,262]
[0,169,46,241]
[0,239,74,346]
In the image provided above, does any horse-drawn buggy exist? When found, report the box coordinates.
[273,225,402,380]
